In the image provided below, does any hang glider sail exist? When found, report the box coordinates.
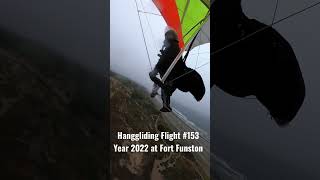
[150,0,210,84]
[152,0,210,49]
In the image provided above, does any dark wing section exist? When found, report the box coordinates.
[212,0,305,126]
[176,67,205,101]
[253,20,305,126]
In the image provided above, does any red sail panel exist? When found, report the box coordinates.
[153,0,184,48]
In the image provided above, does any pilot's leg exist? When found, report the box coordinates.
[149,68,165,88]
[150,83,159,98]
[160,86,174,112]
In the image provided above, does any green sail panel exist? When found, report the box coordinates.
[176,0,209,45]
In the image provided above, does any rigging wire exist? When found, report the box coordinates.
[272,0,280,24]
[194,33,202,68]
[212,0,320,55]
[133,0,153,70]
[183,31,199,62]
[134,0,152,70]
[188,51,210,55]
[137,10,161,16]
[138,0,161,54]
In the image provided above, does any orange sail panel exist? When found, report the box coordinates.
[153,0,184,48]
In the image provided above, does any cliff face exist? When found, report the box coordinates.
[0,41,106,179]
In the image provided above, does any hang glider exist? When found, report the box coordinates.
[134,0,210,101]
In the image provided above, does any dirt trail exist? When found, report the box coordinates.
[150,114,179,180]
